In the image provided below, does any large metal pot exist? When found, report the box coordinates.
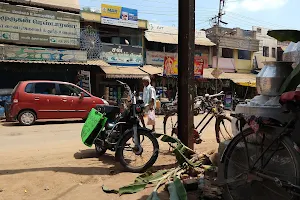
[256,61,293,96]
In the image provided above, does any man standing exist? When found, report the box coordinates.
[142,76,156,131]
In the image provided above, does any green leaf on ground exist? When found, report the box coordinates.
[147,191,160,200]
[167,182,180,200]
[160,134,180,144]
[119,182,148,195]
[102,185,119,194]
[134,170,169,184]
[174,177,187,200]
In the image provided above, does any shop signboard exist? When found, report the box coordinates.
[163,55,207,77]
[146,51,177,66]
[79,70,91,93]
[0,4,80,48]
[101,4,138,28]
[0,45,87,62]
[101,43,143,65]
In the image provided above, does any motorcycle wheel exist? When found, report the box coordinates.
[95,144,107,156]
[193,109,200,116]
[116,130,159,173]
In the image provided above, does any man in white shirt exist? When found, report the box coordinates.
[142,76,156,131]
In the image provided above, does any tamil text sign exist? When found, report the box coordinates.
[101,4,138,28]
[101,43,143,65]
[0,4,80,48]
[163,55,207,77]
[146,51,177,66]
[0,45,87,62]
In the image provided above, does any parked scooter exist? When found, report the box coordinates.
[81,80,159,173]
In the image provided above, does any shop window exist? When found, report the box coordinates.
[257,28,262,33]
[101,37,112,43]
[238,50,251,60]
[222,48,234,58]
[59,84,90,97]
[263,46,269,57]
[34,83,56,95]
[165,44,177,53]
[272,47,276,58]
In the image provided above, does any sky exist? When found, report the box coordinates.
[80,0,299,30]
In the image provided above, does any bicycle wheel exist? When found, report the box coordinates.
[222,128,300,200]
[163,111,178,137]
[215,115,233,143]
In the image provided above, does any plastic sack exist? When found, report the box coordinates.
[147,110,156,125]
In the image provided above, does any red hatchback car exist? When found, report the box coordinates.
[6,80,108,125]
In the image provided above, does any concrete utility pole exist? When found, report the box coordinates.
[211,0,227,92]
[178,0,195,149]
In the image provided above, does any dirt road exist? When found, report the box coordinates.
[0,115,229,200]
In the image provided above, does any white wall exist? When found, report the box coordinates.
[252,26,278,59]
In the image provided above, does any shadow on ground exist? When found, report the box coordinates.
[1,120,83,126]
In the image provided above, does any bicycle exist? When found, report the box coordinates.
[163,91,233,144]
[221,91,300,200]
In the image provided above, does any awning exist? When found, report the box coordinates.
[100,66,147,79]
[203,68,256,87]
[145,32,215,46]
[139,65,163,75]
[145,32,178,45]
[87,60,111,67]
[6,0,80,12]
[195,38,216,46]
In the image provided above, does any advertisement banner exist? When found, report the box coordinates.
[79,70,91,93]
[0,45,87,62]
[163,55,207,77]
[0,4,80,48]
[101,43,143,65]
[101,4,138,28]
[146,51,177,66]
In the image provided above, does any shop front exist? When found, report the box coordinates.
[0,60,101,95]
[95,66,148,103]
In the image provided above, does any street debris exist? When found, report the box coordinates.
[102,134,223,199]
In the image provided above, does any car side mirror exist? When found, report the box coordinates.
[79,92,84,99]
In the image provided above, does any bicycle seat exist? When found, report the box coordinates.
[280,91,300,104]
[280,91,300,112]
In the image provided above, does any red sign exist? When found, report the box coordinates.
[163,55,208,77]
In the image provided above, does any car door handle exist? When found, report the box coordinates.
[62,99,67,102]
[34,97,40,101]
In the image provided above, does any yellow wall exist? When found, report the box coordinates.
[81,11,148,29]
[234,50,254,73]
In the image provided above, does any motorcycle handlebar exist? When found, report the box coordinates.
[209,91,224,98]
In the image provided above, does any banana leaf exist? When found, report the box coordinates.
[135,170,169,184]
[101,185,118,194]
[118,182,148,195]
[102,170,169,195]
[279,63,300,93]
[147,191,160,200]
[167,182,180,200]
[267,30,300,42]
[173,177,187,200]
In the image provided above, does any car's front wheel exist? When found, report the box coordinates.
[18,110,36,126]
